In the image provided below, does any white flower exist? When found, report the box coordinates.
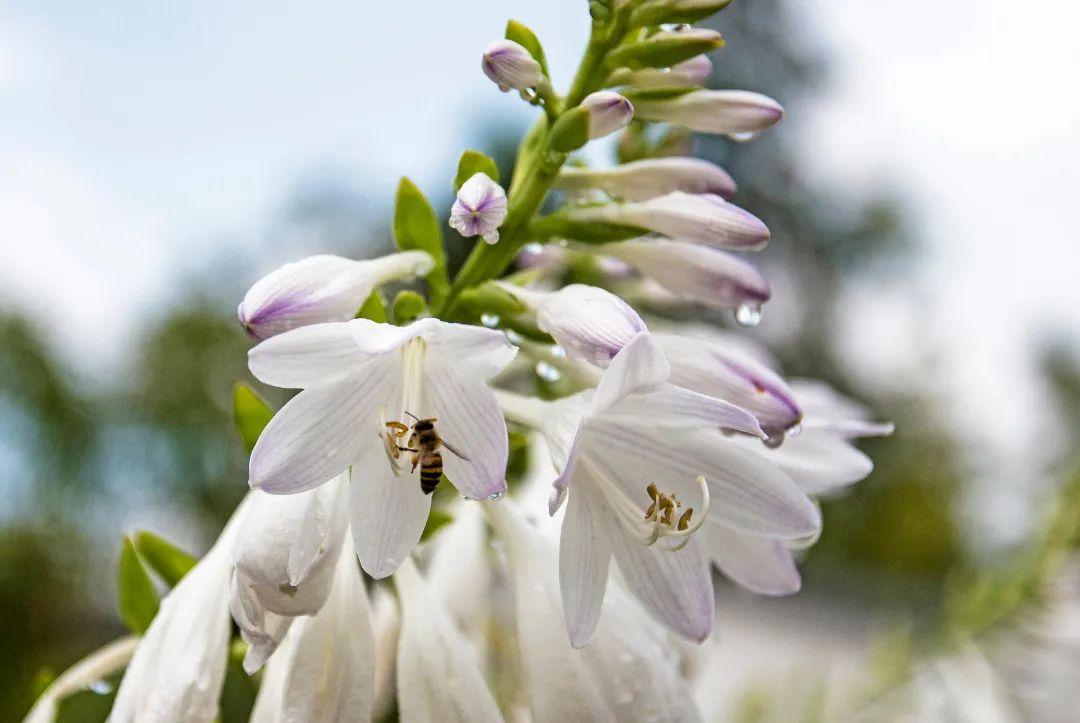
[237,252,434,340]
[555,157,736,201]
[486,499,703,721]
[630,89,784,137]
[498,332,819,645]
[482,39,544,92]
[581,90,635,139]
[564,191,770,249]
[248,534,375,723]
[449,172,508,245]
[608,54,713,90]
[393,557,504,723]
[247,317,517,578]
[110,497,252,723]
[604,238,770,312]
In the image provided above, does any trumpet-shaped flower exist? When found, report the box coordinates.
[563,191,770,249]
[498,333,819,645]
[238,252,434,340]
[555,157,736,201]
[248,317,516,578]
[449,172,508,244]
[608,54,713,90]
[629,89,784,137]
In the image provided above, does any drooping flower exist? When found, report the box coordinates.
[449,172,508,245]
[497,332,819,645]
[237,252,434,340]
[393,557,504,722]
[554,157,736,201]
[608,54,713,90]
[482,39,544,92]
[247,317,516,578]
[580,90,635,139]
[629,89,784,137]
[603,238,770,312]
[562,191,770,248]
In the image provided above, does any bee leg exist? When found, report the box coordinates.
[411,453,420,473]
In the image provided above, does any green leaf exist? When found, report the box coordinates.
[454,150,501,191]
[233,382,274,455]
[117,536,159,634]
[457,281,528,318]
[549,107,591,153]
[394,177,449,306]
[133,530,197,588]
[220,640,258,723]
[356,289,389,322]
[392,290,427,324]
[505,19,549,77]
[606,31,724,70]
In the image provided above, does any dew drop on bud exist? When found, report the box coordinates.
[551,345,566,359]
[505,329,524,344]
[88,680,114,695]
[487,491,503,501]
[787,422,803,438]
[480,313,500,328]
[735,303,762,327]
[763,431,785,449]
[522,241,543,256]
[534,360,562,382]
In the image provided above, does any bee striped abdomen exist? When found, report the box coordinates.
[420,452,443,494]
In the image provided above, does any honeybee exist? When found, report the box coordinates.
[385,412,468,494]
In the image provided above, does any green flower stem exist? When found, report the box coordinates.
[437,15,627,320]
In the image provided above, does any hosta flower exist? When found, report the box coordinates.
[238,251,434,340]
[111,497,252,723]
[603,238,770,312]
[498,332,819,645]
[487,499,703,721]
[581,90,635,139]
[248,534,374,723]
[608,54,713,90]
[564,191,770,249]
[554,157,736,201]
[449,172,508,245]
[393,557,503,722]
[630,89,784,137]
[482,39,544,92]
[247,317,516,578]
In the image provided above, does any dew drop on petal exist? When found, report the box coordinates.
[734,303,762,327]
[480,313,500,328]
[505,329,524,344]
[534,360,562,382]
[88,680,113,695]
[551,345,566,359]
[763,431,785,449]
[730,131,760,143]
[787,422,803,437]
[487,491,504,501]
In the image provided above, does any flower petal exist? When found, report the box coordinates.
[351,461,432,579]
[555,156,735,202]
[559,484,613,648]
[592,331,670,414]
[419,318,518,380]
[605,384,764,437]
[707,523,801,596]
[248,322,372,389]
[249,360,397,494]
[752,430,876,496]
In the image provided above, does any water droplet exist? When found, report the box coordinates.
[763,431,785,449]
[487,491,504,501]
[534,361,562,382]
[551,345,566,359]
[88,680,113,695]
[730,131,760,143]
[521,87,539,103]
[505,329,523,344]
[480,313,500,328]
[522,242,543,256]
[462,496,472,502]
[787,422,803,437]
[734,303,762,327]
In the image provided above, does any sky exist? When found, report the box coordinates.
[2,0,1078,515]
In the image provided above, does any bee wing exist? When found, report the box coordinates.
[440,438,470,462]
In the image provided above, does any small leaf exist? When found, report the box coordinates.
[356,289,389,323]
[117,536,159,634]
[233,382,274,455]
[454,150,501,191]
[505,19,549,76]
[392,290,427,324]
[133,531,197,588]
[394,177,449,306]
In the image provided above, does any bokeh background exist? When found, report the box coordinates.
[2,1,1079,720]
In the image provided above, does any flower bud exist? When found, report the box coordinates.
[448,172,508,245]
[555,157,736,201]
[237,251,433,340]
[580,91,634,139]
[482,39,544,92]
[628,89,783,137]
[605,28,724,70]
[608,54,713,90]
[630,0,734,28]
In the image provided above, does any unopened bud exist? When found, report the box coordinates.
[482,39,544,92]
[449,173,508,245]
[608,54,713,90]
[628,89,783,138]
[581,91,634,139]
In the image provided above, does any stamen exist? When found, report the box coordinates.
[379,406,404,476]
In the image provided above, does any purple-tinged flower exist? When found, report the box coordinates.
[604,238,769,311]
[564,191,770,249]
[238,252,434,341]
[247,317,516,579]
[448,172,508,245]
[630,89,784,137]
[555,157,737,201]
[608,54,713,90]
[580,91,635,139]
[482,39,544,92]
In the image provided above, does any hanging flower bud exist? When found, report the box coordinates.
[238,251,434,340]
[580,90,635,139]
[448,172,508,245]
[629,89,783,137]
[554,157,736,201]
[608,54,713,90]
[482,39,544,92]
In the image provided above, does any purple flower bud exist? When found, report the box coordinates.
[449,173,508,245]
[608,54,713,90]
[580,91,634,139]
[482,40,544,92]
[555,157,737,201]
[631,89,783,137]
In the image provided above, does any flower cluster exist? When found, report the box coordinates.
[28,2,891,721]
